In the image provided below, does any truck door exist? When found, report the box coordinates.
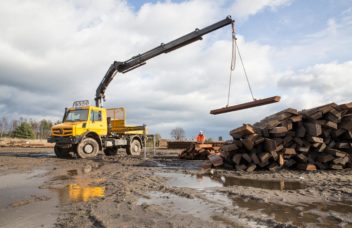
[89,110,107,136]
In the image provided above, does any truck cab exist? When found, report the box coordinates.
[48,101,146,158]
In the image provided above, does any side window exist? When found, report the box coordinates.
[96,111,102,121]
[90,111,102,121]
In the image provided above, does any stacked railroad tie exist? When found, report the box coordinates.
[221,102,352,171]
[179,143,221,161]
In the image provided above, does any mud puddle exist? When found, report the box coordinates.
[49,165,106,204]
[232,196,352,227]
[140,157,206,169]
[137,191,245,227]
[157,172,305,190]
[0,152,55,158]
[0,169,58,228]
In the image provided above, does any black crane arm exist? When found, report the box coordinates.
[95,16,234,107]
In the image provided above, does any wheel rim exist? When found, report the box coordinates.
[133,144,139,153]
[84,144,94,154]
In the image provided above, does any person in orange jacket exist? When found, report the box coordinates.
[196,130,206,144]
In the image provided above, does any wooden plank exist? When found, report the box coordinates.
[210,96,281,115]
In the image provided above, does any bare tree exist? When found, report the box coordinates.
[0,117,8,137]
[170,127,186,141]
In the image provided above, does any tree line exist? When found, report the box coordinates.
[0,117,58,139]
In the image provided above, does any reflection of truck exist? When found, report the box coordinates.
[48,16,234,158]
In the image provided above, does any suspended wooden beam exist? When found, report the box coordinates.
[210,96,281,115]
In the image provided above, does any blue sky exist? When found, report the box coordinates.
[0,0,351,139]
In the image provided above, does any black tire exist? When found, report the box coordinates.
[126,139,142,156]
[104,147,118,156]
[76,138,99,158]
[54,144,71,158]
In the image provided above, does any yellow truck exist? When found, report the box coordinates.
[48,16,234,158]
[49,101,146,158]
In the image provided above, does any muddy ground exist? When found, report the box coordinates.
[0,147,351,228]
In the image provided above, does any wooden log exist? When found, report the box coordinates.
[258,152,271,163]
[324,121,338,129]
[222,143,238,152]
[308,136,324,143]
[270,126,288,134]
[232,153,242,165]
[210,96,281,115]
[195,144,214,149]
[339,102,352,109]
[254,137,265,145]
[242,153,252,163]
[297,153,308,162]
[246,164,257,172]
[304,122,322,136]
[270,150,278,160]
[290,115,302,122]
[242,139,254,151]
[285,159,296,167]
[332,156,349,165]
[279,154,285,166]
[330,164,343,170]
[268,163,280,171]
[208,155,224,167]
[297,163,317,171]
[235,164,247,171]
[250,153,260,164]
[297,146,310,153]
[230,124,256,137]
[318,143,326,152]
[317,154,335,163]
[264,138,277,152]
[295,123,306,137]
[284,148,296,155]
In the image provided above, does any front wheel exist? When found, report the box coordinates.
[54,144,71,158]
[76,138,99,158]
[126,139,142,156]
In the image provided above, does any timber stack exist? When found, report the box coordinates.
[179,143,221,161]
[221,102,352,171]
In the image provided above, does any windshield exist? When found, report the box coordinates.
[64,109,88,122]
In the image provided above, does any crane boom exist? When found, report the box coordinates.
[95,16,234,107]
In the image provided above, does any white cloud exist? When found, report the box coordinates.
[278,61,352,108]
[0,0,351,139]
[230,0,293,19]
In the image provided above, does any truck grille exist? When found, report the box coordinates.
[52,128,73,136]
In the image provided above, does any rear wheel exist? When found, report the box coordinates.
[104,147,118,156]
[54,144,71,158]
[76,138,99,158]
[126,139,142,156]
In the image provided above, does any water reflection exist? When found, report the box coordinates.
[56,184,105,203]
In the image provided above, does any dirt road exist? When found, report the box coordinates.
[0,147,351,227]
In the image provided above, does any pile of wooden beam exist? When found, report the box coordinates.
[179,143,221,160]
[220,102,352,171]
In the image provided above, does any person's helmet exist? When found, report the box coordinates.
[199,130,203,134]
